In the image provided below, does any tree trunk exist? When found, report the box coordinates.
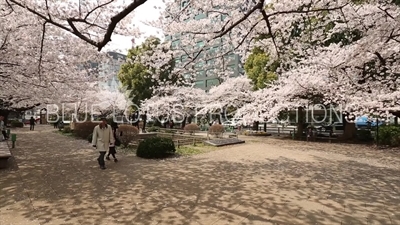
[342,122,356,140]
[188,115,193,124]
[342,113,356,140]
[217,116,221,124]
[252,121,259,131]
[296,107,304,138]
[181,116,187,129]
[263,122,267,132]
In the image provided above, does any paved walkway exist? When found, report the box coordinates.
[0,125,399,225]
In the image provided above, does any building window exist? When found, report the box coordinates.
[206,69,215,77]
[196,70,205,78]
[194,80,204,88]
[221,14,227,21]
[195,12,207,20]
[206,79,219,87]
[172,40,180,48]
[196,40,205,48]
[195,61,204,68]
[224,53,236,60]
[227,64,236,71]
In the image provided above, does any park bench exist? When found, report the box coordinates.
[0,141,11,169]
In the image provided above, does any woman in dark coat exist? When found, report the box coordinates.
[106,121,119,162]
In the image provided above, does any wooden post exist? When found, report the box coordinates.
[278,127,280,136]
[193,138,196,146]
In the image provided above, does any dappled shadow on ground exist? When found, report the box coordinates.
[0,125,399,224]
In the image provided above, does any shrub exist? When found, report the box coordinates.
[376,125,400,147]
[74,122,99,139]
[118,125,139,148]
[147,126,159,132]
[356,129,372,142]
[87,133,93,143]
[10,120,23,128]
[208,124,225,137]
[136,137,176,159]
[62,126,72,133]
[184,123,200,135]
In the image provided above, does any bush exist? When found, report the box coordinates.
[118,125,139,148]
[356,129,372,142]
[10,120,23,128]
[376,125,400,146]
[62,126,72,133]
[74,122,99,139]
[147,126,159,132]
[184,123,200,134]
[87,133,93,143]
[208,124,225,137]
[136,137,176,159]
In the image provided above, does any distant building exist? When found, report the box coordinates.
[98,51,126,91]
[164,0,244,92]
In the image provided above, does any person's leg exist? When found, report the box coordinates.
[97,151,106,169]
[106,151,111,160]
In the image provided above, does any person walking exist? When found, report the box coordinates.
[92,117,115,170]
[0,116,8,141]
[106,121,119,162]
[29,117,36,131]
[142,111,147,133]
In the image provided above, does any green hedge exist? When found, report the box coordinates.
[376,125,400,147]
[10,120,23,128]
[356,129,373,142]
[136,137,176,159]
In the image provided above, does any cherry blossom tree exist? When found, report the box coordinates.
[141,85,206,126]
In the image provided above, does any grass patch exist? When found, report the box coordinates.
[176,143,217,156]
[54,130,75,137]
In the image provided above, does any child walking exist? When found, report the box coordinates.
[106,121,119,162]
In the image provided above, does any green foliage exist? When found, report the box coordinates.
[244,47,279,90]
[147,126,159,132]
[136,137,176,159]
[356,129,373,142]
[62,126,72,133]
[118,37,178,106]
[376,125,400,147]
[10,120,23,128]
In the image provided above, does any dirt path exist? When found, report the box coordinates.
[0,125,399,224]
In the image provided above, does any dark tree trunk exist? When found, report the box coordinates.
[217,116,221,124]
[252,121,259,131]
[188,115,193,124]
[342,112,356,140]
[181,116,187,129]
[296,107,304,138]
[264,123,267,132]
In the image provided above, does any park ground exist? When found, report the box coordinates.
[0,125,400,225]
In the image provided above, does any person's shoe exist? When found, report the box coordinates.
[114,158,118,163]
[106,156,110,161]
[100,166,106,170]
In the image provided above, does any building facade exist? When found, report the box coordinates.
[98,51,126,91]
[165,1,243,91]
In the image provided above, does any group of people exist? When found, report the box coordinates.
[130,111,147,132]
[91,117,120,170]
